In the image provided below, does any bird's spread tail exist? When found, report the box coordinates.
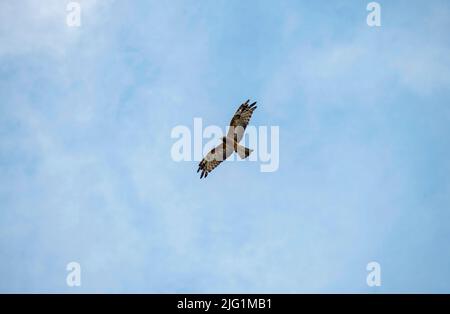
[235,144,253,159]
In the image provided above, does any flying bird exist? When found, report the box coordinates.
[197,99,257,178]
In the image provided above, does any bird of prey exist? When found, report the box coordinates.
[197,99,257,178]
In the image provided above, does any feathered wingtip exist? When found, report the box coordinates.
[241,99,257,111]
[199,169,208,179]
[197,160,208,179]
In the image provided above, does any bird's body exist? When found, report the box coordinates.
[197,100,257,178]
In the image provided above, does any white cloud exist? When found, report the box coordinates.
[0,0,111,57]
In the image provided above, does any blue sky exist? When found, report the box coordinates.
[1,0,449,293]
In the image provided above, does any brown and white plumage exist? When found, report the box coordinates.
[197,140,235,179]
[226,99,257,143]
[197,99,257,179]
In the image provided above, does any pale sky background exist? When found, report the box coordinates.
[1,0,449,293]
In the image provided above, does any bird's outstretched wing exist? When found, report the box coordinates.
[226,99,257,143]
[197,142,234,179]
